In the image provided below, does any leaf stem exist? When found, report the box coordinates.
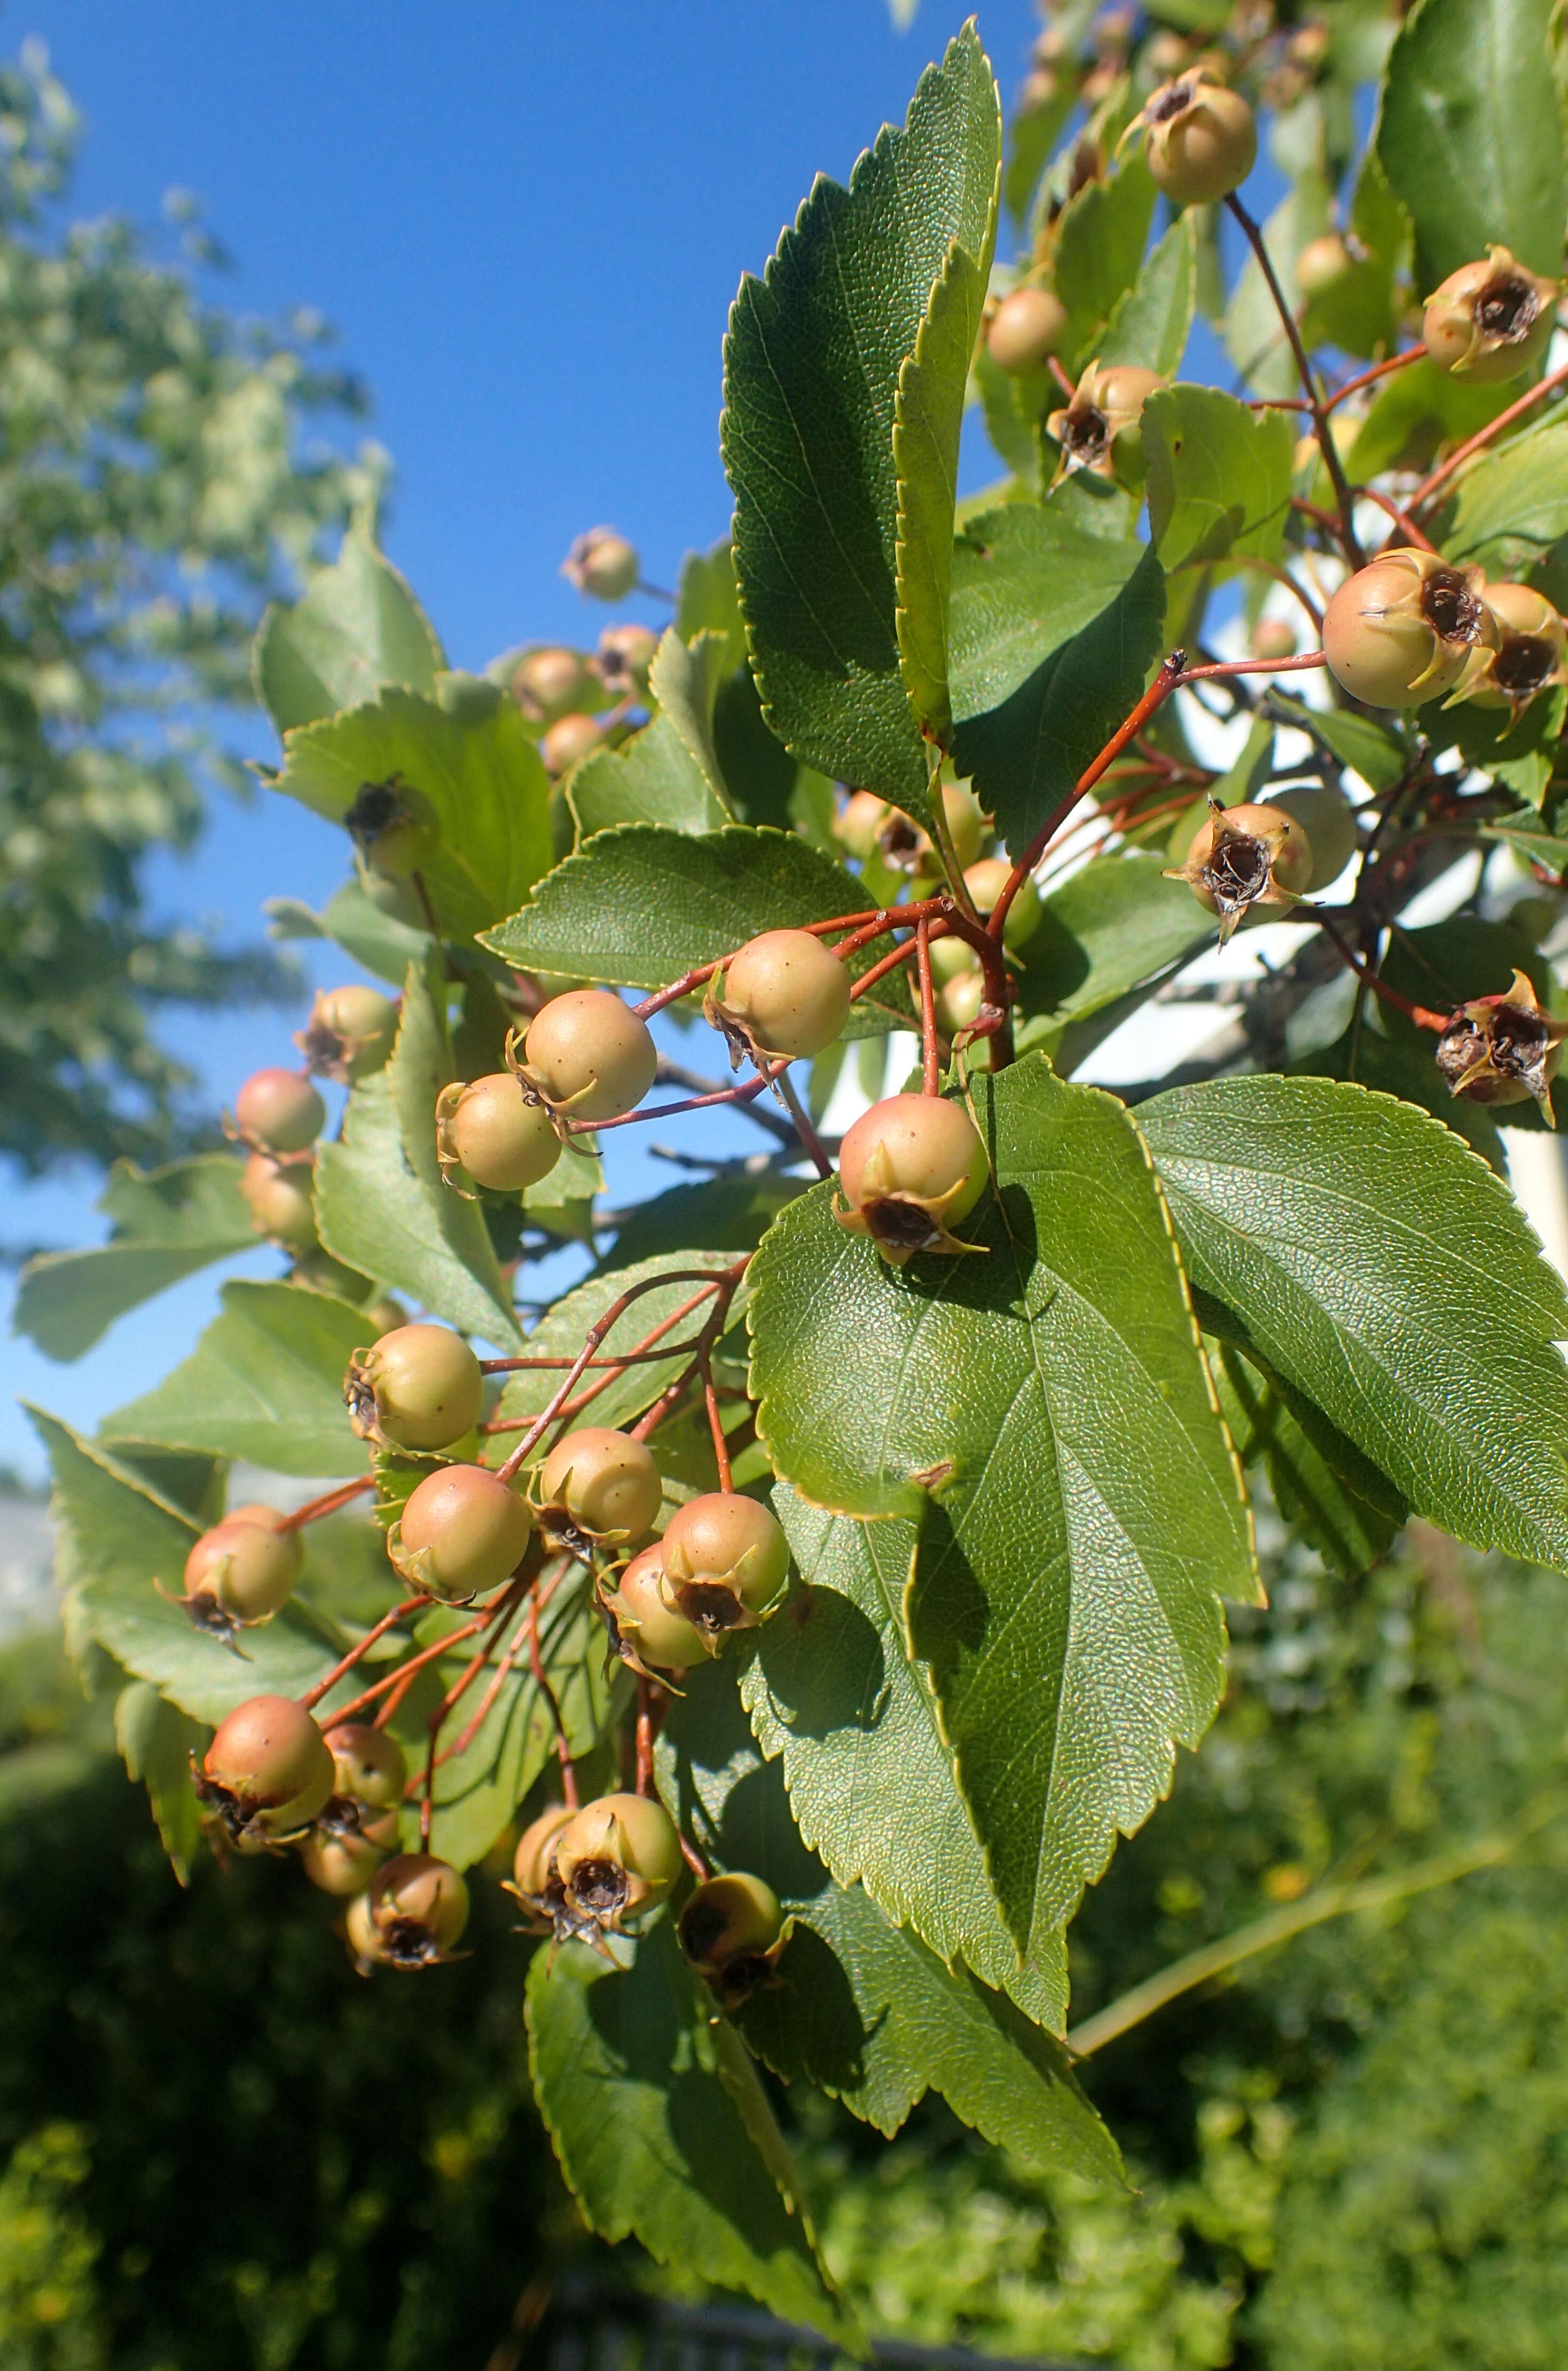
[494,1272,731,1479]
[297,1592,431,1711]
[1323,344,1424,412]
[773,1066,832,1179]
[277,1474,375,1533]
[1311,907,1447,1031]
[1409,358,1568,511]
[917,919,939,1095]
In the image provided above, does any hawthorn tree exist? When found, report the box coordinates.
[19,0,1568,2333]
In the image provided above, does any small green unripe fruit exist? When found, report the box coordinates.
[540,711,604,777]
[184,1513,302,1624]
[837,1093,989,1263]
[1423,247,1560,384]
[936,967,985,1037]
[833,790,891,860]
[512,645,592,719]
[324,1722,407,1810]
[362,1295,407,1336]
[605,1542,708,1673]
[1047,364,1166,489]
[296,984,398,1083]
[1141,73,1257,206]
[1250,616,1297,662]
[240,1152,318,1254]
[522,990,657,1122]
[391,1464,532,1600]
[1296,233,1353,300]
[203,1697,334,1839]
[563,527,640,602]
[1323,552,1493,709]
[233,1067,325,1155]
[658,1493,790,1641]
[301,1808,398,1896]
[344,775,440,878]
[678,1872,785,1976]
[437,1072,562,1193]
[513,1802,576,1900]
[597,622,660,695]
[541,1426,662,1543]
[1262,786,1358,892]
[366,1852,470,1962]
[929,937,979,990]
[1172,800,1314,942]
[346,1323,484,1451]
[986,284,1069,375]
[963,857,1042,949]
[716,929,851,1061]
[939,780,990,870]
[554,1792,683,1930]
[1463,581,1568,711]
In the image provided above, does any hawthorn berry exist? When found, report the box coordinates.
[595,622,660,696]
[301,1807,399,1896]
[1461,582,1568,713]
[540,712,604,777]
[1423,247,1560,384]
[963,856,1042,949]
[660,1492,790,1639]
[200,1696,335,1843]
[513,1802,576,1901]
[1250,616,1298,662]
[986,283,1069,375]
[1323,551,1494,709]
[344,1323,484,1452]
[711,928,851,1062]
[562,527,640,602]
[1046,363,1165,488]
[1296,233,1353,299]
[521,990,657,1122]
[295,984,398,1084]
[1434,968,1568,1124]
[359,1852,471,1966]
[240,1152,318,1254]
[540,1426,662,1545]
[184,1511,302,1628]
[939,779,990,871]
[1136,73,1257,206]
[361,1295,408,1336]
[390,1464,532,1600]
[601,1542,708,1675]
[324,1722,408,1810]
[837,1093,989,1263]
[344,774,439,877]
[232,1067,325,1156]
[1259,786,1358,892]
[936,964,985,1039]
[678,1873,788,2004]
[435,1072,562,1194]
[1167,798,1314,944]
[511,645,592,719]
[553,1792,683,1931]
[833,790,891,860]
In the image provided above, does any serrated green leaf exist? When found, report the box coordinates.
[1292,1018,1509,1176]
[1434,422,1568,577]
[316,954,520,1346]
[1377,0,1567,291]
[711,667,828,837]
[893,120,1002,738]
[1013,852,1213,1031]
[569,630,735,839]
[493,1251,748,1441]
[740,1877,1119,2179]
[744,1488,1066,2027]
[748,1059,1256,1951]
[115,1681,206,1882]
[273,684,552,946]
[1426,677,1568,808]
[948,503,1165,853]
[254,521,444,733]
[1344,355,1513,483]
[675,538,747,676]
[1054,154,1158,374]
[481,825,913,1037]
[721,27,1000,820]
[14,1155,254,1362]
[1138,1074,1568,1569]
[29,1410,341,1722]
[264,874,432,988]
[1097,214,1198,379]
[1143,386,1295,571]
[526,1921,845,2338]
[1213,1340,1405,1580]
[103,1279,365,1476]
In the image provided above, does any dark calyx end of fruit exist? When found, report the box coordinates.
[377,1915,446,1968]
[346,777,404,842]
[1421,569,1485,644]
[1476,272,1539,341]
[1494,635,1556,697]
[567,1857,629,1918]
[183,1589,241,1645]
[1064,405,1110,461]
[860,1194,947,1255]
[670,1580,746,1636]
[1203,833,1272,910]
[1146,79,1193,123]
[342,1363,379,1435]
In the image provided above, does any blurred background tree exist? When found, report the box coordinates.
[0,37,379,1183]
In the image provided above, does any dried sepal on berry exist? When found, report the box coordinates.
[1164,797,1314,947]
[562,526,639,602]
[678,1872,790,2010]
[594,621,659,697]
[1423,247,1561,385]
[1434,969,1568,1126]
[347,1854,470,1969]
[295,985,399,1084]
[835,1093,990,1264]
[301,1801,401,1897]
[1452,583,1568,715]
[343,1324,484,1453]
[552,1792,683,1935]
[182,1509,302,1639]
[1131,70,1257,207]
[597,1543,705,1681]
[1322,551,1496,710]
[656,1494,791,1647]
[1046,362,1166,490]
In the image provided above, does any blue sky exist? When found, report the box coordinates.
[4,1,1044,1478]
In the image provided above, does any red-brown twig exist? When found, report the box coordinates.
[773,1067,832,1178]
[495,1271,729,1481]
[325,1607,495,1730]
[1311,908,1447,1031]
[482,1295,720,1438]
[1323,346,1424,412]
[418,1579,529,1842]
[278,1475,375,1533]
[634,1676,662,1797]
[1411,359,1568,512]
[916,918,939,1093]
[1359,483,1438,553]
[528,1577,579,1809]
[298,1593,431,1712]
[699,1347,733,1493]
[480,1341,711,1376]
